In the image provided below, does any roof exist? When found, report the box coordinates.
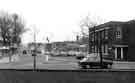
[96,21,125,29]
[126,20,135,24]
[89,21,128,31]
[51,41,77,45]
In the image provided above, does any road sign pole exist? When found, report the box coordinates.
[88,28,91,54]
[33,27,37,70]
[34,53,36,70]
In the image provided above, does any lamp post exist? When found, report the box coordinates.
[88,28,91,54]
[34,30,36,70]
[32,27,37,70]
[46,37,50,61]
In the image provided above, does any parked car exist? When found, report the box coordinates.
[22,50,27,54]
[76,52,87,60]
[67,51,77,56]
[78,53,113,69]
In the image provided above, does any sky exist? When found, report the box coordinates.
[0,0,134,44]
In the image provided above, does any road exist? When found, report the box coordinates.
[0,54,135,69]
[0,55,79,69]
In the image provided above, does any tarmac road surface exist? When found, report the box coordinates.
[0,54,135,70]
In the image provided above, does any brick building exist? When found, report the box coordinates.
[89,20,135,61]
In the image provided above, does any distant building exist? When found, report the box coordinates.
[45,43,53,52]
[89,20,135,61]
[51,41,77,52]
[47,41,87,53]
[28,42,45,54]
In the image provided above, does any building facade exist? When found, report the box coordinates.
[46,41,87,54]
[51,41,80,52]
[89,20,135,61]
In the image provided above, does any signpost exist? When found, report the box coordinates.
[32,49,36,70]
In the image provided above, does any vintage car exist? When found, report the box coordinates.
[78,53,113,69]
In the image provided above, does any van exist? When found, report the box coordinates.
[78,53,113,69]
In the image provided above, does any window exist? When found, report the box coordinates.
[105,30,108,39]
[105,44,108,53]
[101,45,104,53]
[91,46,94,53]
[91,33,94,41]
[95,46,97,53]
[95,32,97,41]
[115,27,122,39]
[101,31,104,39]
[115,31,121,39]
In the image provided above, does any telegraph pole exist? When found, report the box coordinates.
[88,28,91,54]
[34,30,36,70]
[32,27,37,70]
[94,26,96,53]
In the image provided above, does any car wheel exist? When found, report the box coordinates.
[108,64,112,69]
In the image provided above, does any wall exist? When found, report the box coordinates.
[0,69,135,83]
[128,21,135,61]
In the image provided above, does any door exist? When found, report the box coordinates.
[123,47,128,60]
[117,47,121,60]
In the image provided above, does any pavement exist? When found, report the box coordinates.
[0,55,19,63]
[0,57,9,63]
[112,61,135,69]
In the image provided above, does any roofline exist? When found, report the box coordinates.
[89,20,130,31]
[95,21,125,28]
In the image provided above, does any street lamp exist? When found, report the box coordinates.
[32,26,38,70]
[88,28,91,54]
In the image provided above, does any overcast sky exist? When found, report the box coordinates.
[0,0,134,43]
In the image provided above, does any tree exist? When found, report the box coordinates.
[0,12,26,46]
[79,14,105,44]
[0,11,27,62]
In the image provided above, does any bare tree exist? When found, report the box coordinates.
[0,11,27,62]
[80,14,105,37]
[0,12,26,46]
[79,14,105,44]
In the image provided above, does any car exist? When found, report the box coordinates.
[78,53,113,69]
[22,50,27,54]
[67,51,77,56]
[76,52,86,60]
